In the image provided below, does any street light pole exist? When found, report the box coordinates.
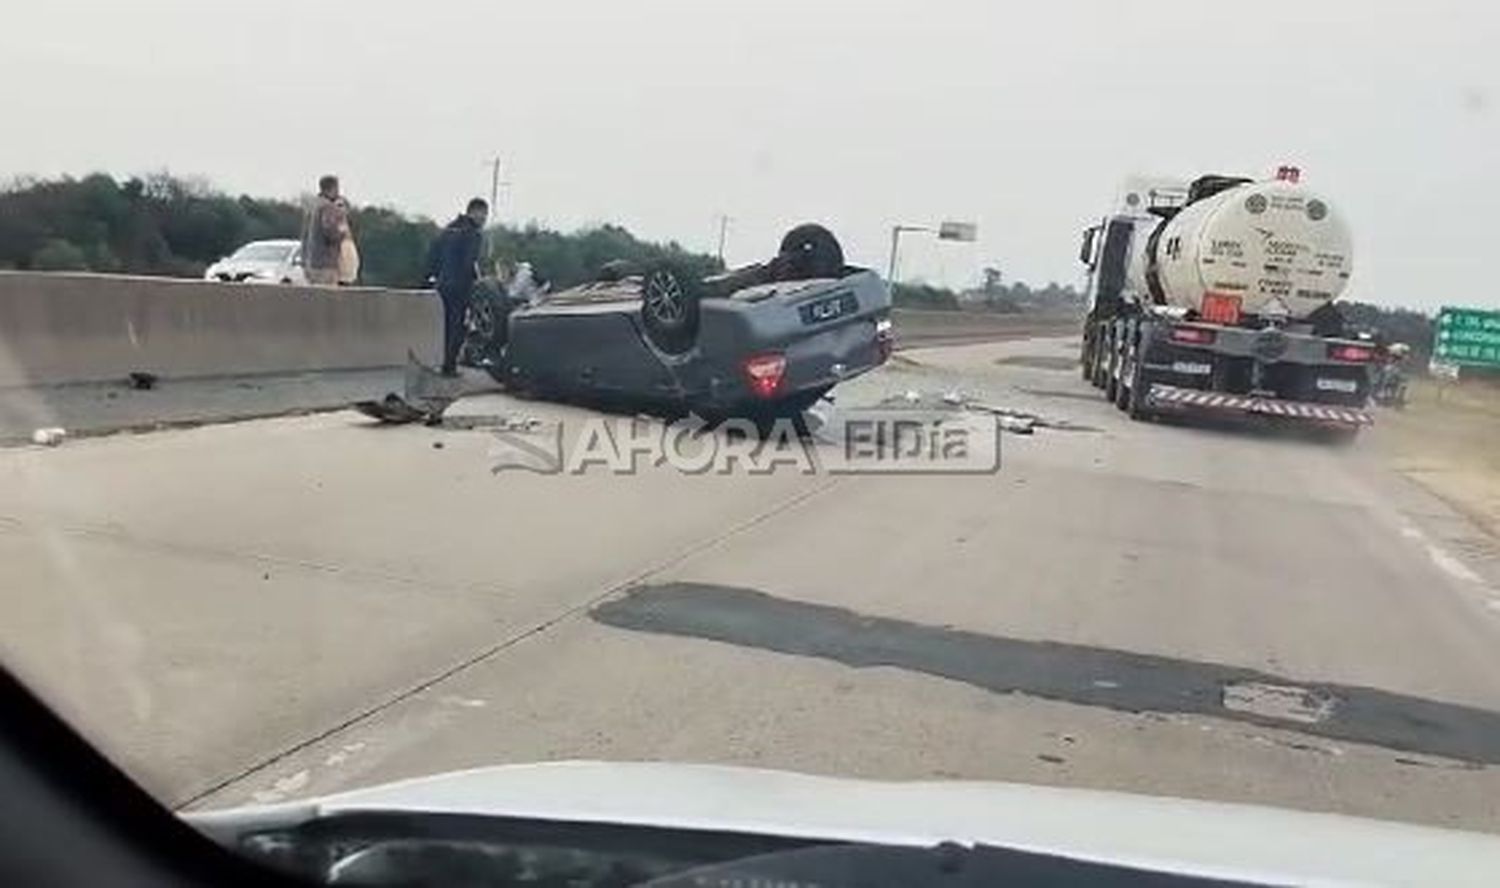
[715,214,732,265]
[488,157,502,211]
[887,225,930,286]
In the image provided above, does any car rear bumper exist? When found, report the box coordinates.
[691,316,889,412]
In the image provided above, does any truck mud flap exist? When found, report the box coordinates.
[1146,383,1371,426]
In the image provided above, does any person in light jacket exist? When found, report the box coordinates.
[335,195,360,286]
[300,175,347,286]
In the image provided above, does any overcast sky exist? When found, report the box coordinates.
[2,1,1496,309]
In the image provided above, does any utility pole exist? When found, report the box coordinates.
[715,214,732,265]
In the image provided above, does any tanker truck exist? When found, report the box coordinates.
[1078,167,1374,438]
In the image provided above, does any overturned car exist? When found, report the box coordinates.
[465,225,894,422]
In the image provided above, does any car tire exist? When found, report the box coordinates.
[640,262,702,355]
[775,224,845,281]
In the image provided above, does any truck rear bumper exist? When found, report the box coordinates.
[1146,383,1372,426]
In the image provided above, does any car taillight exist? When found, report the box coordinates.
[1170,326,1217,346]
[743,352,787,399]
[1328,343,1375,362]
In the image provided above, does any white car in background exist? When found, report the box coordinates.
[203,238,305,285]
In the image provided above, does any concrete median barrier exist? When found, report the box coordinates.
[0,271,441,388]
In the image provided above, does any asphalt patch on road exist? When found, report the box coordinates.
[994,355,1080,372]
[593,583,1500,766]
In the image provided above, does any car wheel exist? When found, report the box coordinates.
[640,262,701,355]
[775,224,845,280]
[459,299,493,367]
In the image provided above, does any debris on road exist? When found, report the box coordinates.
[879,389,1096,433]
[352,352,461,426]
[439,415,544,432]
[996,415,1036,435]
[127,371,158,391]
[353,393,438,425]
[31,427,67,446]
[964,400,1099,432]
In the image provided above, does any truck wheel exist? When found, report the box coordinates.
[1104,328,1120,405]
[640,262,702,355]
[1115,331,1136,411]
[1080,332,1096,383]
[1125,363,1153,420]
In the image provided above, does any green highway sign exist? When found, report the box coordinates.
[1434,306,1500,369]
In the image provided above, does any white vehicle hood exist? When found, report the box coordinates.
[192,761,1500,887]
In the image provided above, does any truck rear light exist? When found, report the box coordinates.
[742,352,787,399]
[1327,343,1375,362]
[1170,326,1217,346]
[1276,165,1301,183]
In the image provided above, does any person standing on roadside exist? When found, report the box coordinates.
[425,197,489,376]
[335,195,360,286]
[301,174,347,286]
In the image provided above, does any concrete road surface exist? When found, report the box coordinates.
[4,335,1500,834]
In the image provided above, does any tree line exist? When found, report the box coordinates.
[892,280,1084,314]
[0,173,1450,369]
[0,173,718,290]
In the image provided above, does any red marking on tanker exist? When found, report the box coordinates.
[1200,292,1242,325]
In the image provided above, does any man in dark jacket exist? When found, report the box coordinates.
[425,198,489,376]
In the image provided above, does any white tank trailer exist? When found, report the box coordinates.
[1079,167,1373,437]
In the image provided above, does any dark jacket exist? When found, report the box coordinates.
[426,215,483,294]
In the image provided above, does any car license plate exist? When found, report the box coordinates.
[1315,377,1357,393]
[799,292,857,325]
